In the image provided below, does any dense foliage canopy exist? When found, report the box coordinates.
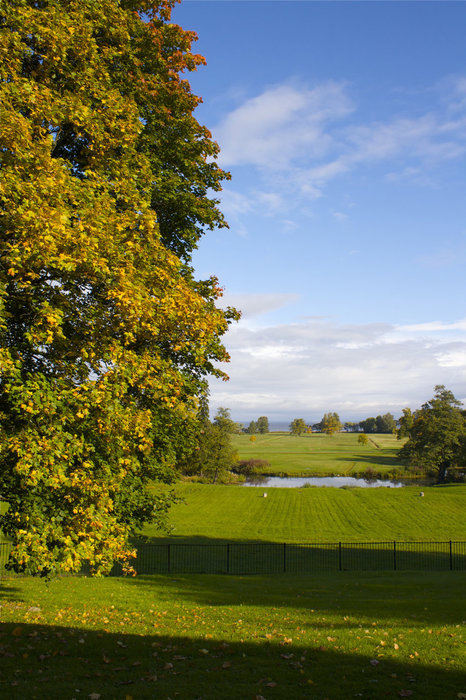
[178,407,238,483]
[399,386,466,483]
[0,0,238,575]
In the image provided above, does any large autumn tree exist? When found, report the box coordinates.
[0,0,238,576]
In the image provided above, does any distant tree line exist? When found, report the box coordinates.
[288,412,398,435]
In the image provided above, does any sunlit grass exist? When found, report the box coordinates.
[145,482,466,543]
[232,431,407,476]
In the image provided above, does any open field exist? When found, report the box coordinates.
[144,483,466,544]
[1,572,465,699]
[232,431,407,477]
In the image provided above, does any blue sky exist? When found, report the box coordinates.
[172,0,466,423]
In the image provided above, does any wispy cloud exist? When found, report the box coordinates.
[214,77,466,200]
[394,319,466,333]
[215,81,353,170]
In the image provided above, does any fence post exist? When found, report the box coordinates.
[338,542,342,571]
[393,541,397,571]
[283,542,287,573]
[449,540,453,571]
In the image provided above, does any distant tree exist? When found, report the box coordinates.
[360,417,377,433]
[200,422,238,483]
[250,435,257,442]
[257,416,270,434]
[321,412,342,435]
[213,407,241,434]
[290,418,307,436]
[245,420,257,434]
[376,413,397,434]
[358,433,369,445]
[179,415,238,483]
[398,386,466,483]
[397,408,416,439]
[344,422,360,432]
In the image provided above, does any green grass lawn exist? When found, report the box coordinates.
[144,482,466,544]
[232,431,407,476]
[1,572,464,699]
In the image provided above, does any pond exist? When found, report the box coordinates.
[243,475,408,488]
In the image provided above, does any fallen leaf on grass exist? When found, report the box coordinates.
[115,680,135,687]
[369,659,379,666]
[89,694,101,700]
[399,691,413,697]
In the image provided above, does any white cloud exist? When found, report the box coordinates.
[209,313,466,421]
[435,348,466,368]
[215,81,353,170]
[214,77,466,199]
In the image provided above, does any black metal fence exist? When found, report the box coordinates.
[1,541,465,576]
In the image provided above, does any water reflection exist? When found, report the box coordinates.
[244,475,406,488]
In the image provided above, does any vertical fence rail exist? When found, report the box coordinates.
[1,541,465,576]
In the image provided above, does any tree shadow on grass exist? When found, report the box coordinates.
[121,570,466,628]
[340,454,404,468]
[120,535,466,581]
[0,581,24,602]
[0,619,464,699]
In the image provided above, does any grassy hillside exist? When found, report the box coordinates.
[145,482,466,543]
[231,431,407,476]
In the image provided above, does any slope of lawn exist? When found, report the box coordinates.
[1,572,465,699]
[232,431,407,476]
[144,482,466,544]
